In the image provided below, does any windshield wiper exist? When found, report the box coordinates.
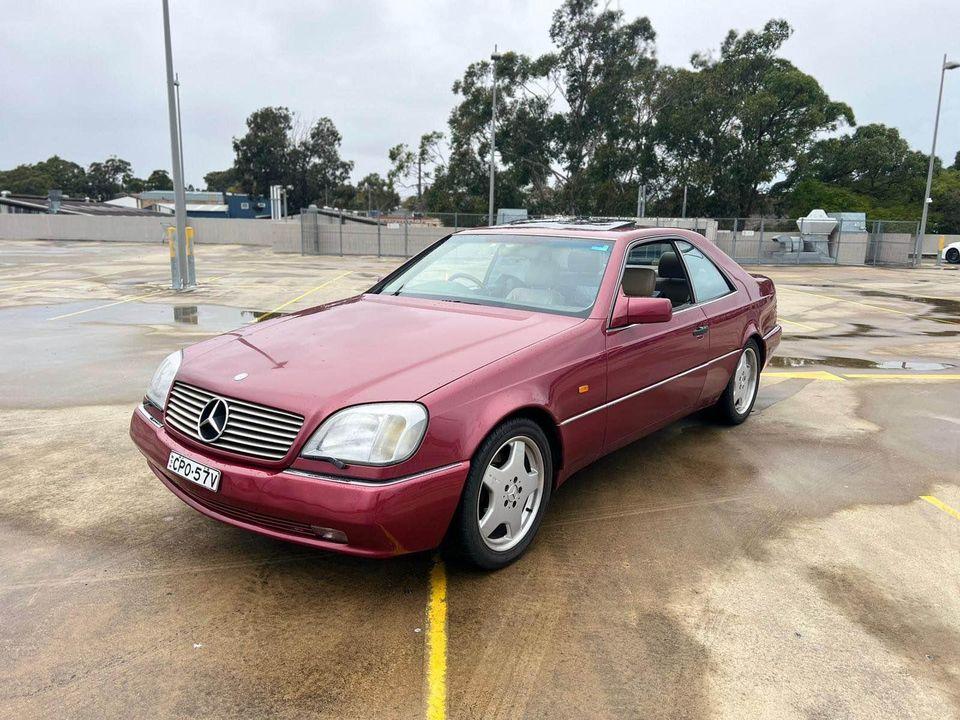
[391,283,406,296]
[437,297,481,306]
[312,455,348,470]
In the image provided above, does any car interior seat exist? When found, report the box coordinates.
[656,252,692,307]
[506,262,566,308]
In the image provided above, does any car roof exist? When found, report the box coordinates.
[462,220,701,243]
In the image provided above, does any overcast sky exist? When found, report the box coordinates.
[1,1,958,191]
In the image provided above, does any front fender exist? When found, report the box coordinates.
[419,320,607,486]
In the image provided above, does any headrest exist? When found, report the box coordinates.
[658,251,685,280]
[622,267,656,297]
[524,260,557,288]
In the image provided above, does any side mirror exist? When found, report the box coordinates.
[610,295,672,328]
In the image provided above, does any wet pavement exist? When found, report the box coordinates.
[1,241,959,719]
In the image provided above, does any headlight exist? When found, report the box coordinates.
[301,402,428,465]
[146,350,181,408]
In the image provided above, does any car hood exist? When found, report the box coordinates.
[177,294,581,420]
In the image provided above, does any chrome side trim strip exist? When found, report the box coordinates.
[762,324,782,341]
[284,461,468,487]
[138,403,164,428]
[559,349,741,426]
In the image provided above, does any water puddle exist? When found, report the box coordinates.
[771,356,957,371]
[0,301,286,408]
[855,289,960,322]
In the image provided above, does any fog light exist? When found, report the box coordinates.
[311,526,348,544]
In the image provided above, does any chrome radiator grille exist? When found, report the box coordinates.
[165,382,305,461]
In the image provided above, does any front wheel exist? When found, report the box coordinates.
[449,418,552,570]
[946,247,959,264]
[714,340,761,425]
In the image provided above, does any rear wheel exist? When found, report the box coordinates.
[450,418,552,570]
[715,340,761,425]
[947,247,960,264]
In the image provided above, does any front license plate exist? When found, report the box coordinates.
[167,451,221,492]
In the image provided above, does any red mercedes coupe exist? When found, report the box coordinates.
[131,221,780,569]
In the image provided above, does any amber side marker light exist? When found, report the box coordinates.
[578,385,590,394]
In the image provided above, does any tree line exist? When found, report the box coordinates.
[3,0,958,231]
[0,156,175,200]
[204,1,960,231]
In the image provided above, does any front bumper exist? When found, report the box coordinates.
[130,406,469,558]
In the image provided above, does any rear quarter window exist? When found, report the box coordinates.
[676,241,733,303]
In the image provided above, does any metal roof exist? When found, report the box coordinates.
[155,202,229,214]
[0,194,160,217]
[140,190,224,203]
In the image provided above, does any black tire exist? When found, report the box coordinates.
[947,247,960,264]
[449,418,553,570]
[714,340,761,425]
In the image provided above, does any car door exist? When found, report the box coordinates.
[674,240,746,404]
[602,239,713,453]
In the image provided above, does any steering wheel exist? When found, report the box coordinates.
[447,272,484,289]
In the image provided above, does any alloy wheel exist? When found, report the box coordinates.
[476,436,545,552]
[732,347,758,414]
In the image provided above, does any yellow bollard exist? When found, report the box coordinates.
[185,226,194,256]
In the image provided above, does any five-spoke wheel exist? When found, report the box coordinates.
[451,418,552,569]
[715,339,761,425]
[477,436,545,552]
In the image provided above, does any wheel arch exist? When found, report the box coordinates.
[476,405,564,488]
[740,319,766,367]
[749,331,766,367]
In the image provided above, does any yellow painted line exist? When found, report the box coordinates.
[255,271,352,321]
[426,559,447,720]
[47,289,168,321]
[0,267,152,294]
[921,496,960,522]
[763,371,846,381]
[0,279,61,293]
[842,373,960,380]
[778,317,817,331]
[205,268,253,283]
[0,265,67,280]
[780,287,913,317]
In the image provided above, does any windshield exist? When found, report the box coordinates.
[377,234,614,317]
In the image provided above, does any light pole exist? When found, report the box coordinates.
[917,54,959,266]
[174,73,185,187]
[488,45,502,226]
[162,0,193,288]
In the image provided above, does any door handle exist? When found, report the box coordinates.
[693,325,709,337]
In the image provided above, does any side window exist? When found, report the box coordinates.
[676,240,733,303]
[622,241,693,308]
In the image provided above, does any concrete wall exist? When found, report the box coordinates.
[294,222,451,257]
[4,213,956,262]
[0,213,299,249]
[923,234,960,254]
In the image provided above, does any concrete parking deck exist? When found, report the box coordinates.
[1,240,958,719]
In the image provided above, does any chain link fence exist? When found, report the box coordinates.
[301,208,924,266]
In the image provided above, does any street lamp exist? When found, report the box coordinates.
[918,54,959,266]
[488,45,502,227]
